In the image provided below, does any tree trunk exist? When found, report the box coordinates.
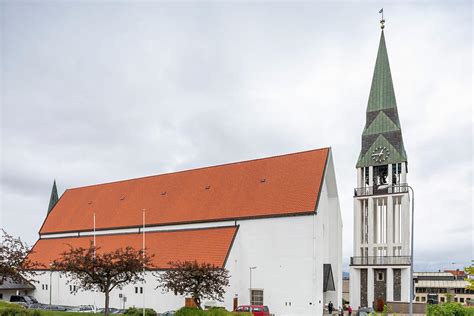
[104,289,110,316]
[194,296,201,310]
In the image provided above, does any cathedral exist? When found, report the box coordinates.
[28,148,342,315]
[22,17,414,316]
[350,20,412,309]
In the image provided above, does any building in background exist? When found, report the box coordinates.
[414,271,474,305]
[0,277,35,302]
[349,20,412,308]
[28,148,342,315]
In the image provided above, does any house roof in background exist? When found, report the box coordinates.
[40,148,329,234]
[0,277,35,290]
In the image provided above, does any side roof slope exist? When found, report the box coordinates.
[29,226,237,269]
[41,148,329,234]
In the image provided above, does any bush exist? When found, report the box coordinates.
[427,302,474,316]
[175,307,206,316]
[124,307,157,315]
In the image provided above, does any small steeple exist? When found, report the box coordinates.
[47,180,59,214]
[356,20,407,168]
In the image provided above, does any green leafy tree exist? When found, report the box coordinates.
[0,229,43,285]
[157,261,230,309]
[52,242,153,316]
[465,264,474,291]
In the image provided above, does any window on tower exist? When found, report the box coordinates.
[392,163,402,184]
[373,165,388,185]
[364,167,370,186]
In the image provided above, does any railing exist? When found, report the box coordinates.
[350,256,411,266]
[354,184,409,197]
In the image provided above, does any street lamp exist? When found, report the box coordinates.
[378,184,414,315]
[249,267,257,304]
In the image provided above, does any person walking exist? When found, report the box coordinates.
[328,301,334,314]
[348,305,353,316]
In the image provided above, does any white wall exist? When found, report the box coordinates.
[33,215,328,315]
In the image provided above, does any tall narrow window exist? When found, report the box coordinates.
[360,199,369,244]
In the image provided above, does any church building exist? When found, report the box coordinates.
[28,147,342,315]
[349,20,412,308]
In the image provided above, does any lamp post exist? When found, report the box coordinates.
[49,263,52,307]
[407,185,414,316]
[249,266,257,304]
[378,184,414,315]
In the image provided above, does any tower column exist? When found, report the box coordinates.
[387,267,394,302]
[367,267,375,307]
[354,199,362,255]
[401,162,407,184]
[387,163,393,185]
[387,195,394,255]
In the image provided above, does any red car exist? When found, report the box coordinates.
[235,305,270,316]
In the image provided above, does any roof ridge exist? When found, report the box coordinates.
[67,147,330,191]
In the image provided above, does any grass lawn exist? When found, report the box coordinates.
[0,301,123,315]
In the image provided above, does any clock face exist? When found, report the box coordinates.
[371,146,390,163]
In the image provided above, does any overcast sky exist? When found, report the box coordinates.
[1,1,472,272]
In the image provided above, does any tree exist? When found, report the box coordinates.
[157,260,230,309]
[465,263,474,291]
[0,229,43,285]
[52,242,153,316]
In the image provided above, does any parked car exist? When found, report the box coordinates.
[9,295,39,308]
[68,305,95,312]
[357,307,374,316]
[40,305,68,311]
[235,305,270,316]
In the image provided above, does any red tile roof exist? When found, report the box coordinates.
[445,270,467,277]
[40,148,329,234]
[29,226,237,269]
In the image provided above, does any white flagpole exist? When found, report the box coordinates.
[93,212,97,313]
[93,212,97,253]
[142,209,146,316]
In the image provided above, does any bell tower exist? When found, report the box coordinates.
[349,19,411,309]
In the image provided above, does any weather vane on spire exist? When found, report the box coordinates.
[379,8,385,29]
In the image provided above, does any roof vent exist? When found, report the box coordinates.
[120,196,125,201]
[88,201,93,205]
[161,191,167,196]
[205,185,211,190]
[260,178,266,183]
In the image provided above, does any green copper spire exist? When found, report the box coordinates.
[357,29,407,168]
[366,31,397,112]
[47,180,59,214]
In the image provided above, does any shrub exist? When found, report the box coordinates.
[124,307,157,315]
[175,307,206,316]
[0,308,28,316]
[427,302,474,316]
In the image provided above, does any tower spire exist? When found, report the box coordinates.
[47,180,59,214]
[356,25,407,167]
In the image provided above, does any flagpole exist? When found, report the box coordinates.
[142,209,146,316]
[93,212,97,313]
